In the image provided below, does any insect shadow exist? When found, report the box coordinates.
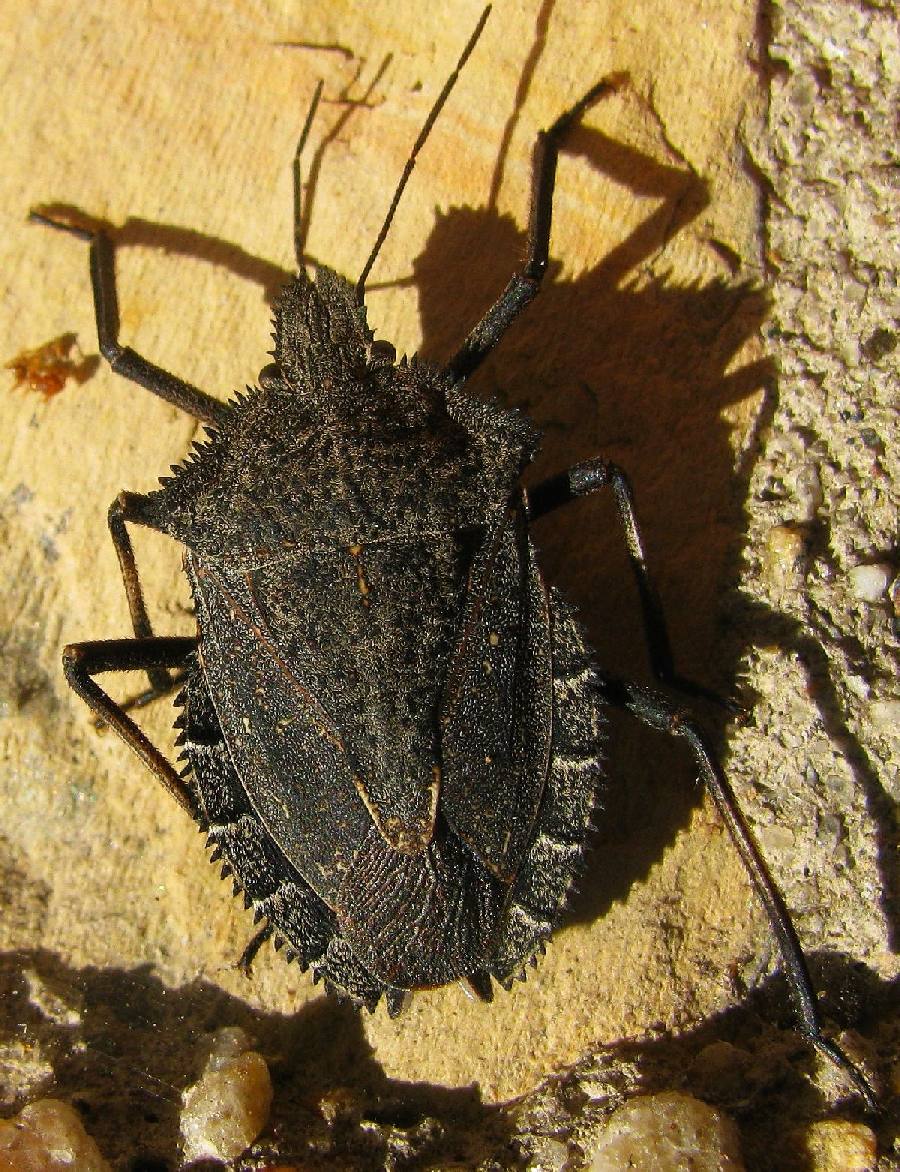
[0,947,513,1168]
[1,947,892,1167]
[29,50,393,321]
[406,115,766,931]
[405,85,898,949]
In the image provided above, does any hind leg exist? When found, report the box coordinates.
[62,636,198,813]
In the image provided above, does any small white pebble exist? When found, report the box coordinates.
[180,1029,273,1162]
[526,1136,569,1170]
[585,1091,744,1171]
[0,1099,111,1171]
[847,562,892,602]
[790,1119,877,1171]
[862,698,900,736]
[869,698,900,731]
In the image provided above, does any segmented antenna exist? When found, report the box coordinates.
[293,79,324,268]
[355,5,492,304]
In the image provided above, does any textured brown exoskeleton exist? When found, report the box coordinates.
[33,7,875,1107]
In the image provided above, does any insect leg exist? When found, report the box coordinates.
[63,636,199,815]
[106,490,180,698]
[28,210,229,426]
[529,457,728,707]
[599,670,878,1111]
[448,76,625,382]
[237,923,274,976]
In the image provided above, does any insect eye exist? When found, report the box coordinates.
[368,340,397,365]
[257,363,283,389]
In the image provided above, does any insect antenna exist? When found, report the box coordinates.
[354,4,492,304]
[292,78,324,267]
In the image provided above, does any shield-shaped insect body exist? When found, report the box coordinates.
[147,269,606,1011]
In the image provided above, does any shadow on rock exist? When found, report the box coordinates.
[0,949,514,1169]
[526,955,896,1172]
[1,950,894,1169]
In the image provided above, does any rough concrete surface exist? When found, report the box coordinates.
[0,0,896,1168]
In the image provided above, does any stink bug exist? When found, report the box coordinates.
[33,6,875,1108]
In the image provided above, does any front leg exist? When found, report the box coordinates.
[29,209,230,427]
[447,77,625,382]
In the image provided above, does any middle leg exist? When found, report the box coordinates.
[107,490,182,699]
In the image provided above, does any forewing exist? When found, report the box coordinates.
[187,555,373,909]
[241,539,465,852]
[440,503,553,881]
